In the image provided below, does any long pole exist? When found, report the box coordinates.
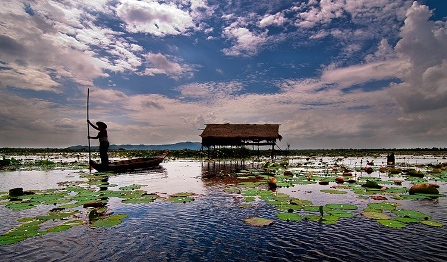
[87,88,91,173]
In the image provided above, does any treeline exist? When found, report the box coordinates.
[1,147,447,159]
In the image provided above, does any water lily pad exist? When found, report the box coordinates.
[361,211,391,220]
[244,217,274,226]
[0,235,27,246]
[122,197,156,204]
[36,210,78,221]
[377,219,406,228]
[166,196,195,203]
[170,192,196,197]
[47,225,72,233]
[303,215,321,221]
[92,214,128,227]
[400,193,445,200]
[321,215,339,224]
[62,220,84,226]
[5,201,38,210]
[384,187,408,194]
[420,220,444,227]
[257,191,276,200]
[243,196,256,202]
[121,193,158,204]
[325,203,358,210]
[366,202,398,211]
[321,189,347,194]
[17,217,35,223]
[242,189,260,196]
[276,212,302,221]
[395,217,419,223]
[392,209,431,220]
[289,198,313,206]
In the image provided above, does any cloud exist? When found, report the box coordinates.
[141,53,193,79]
[0,1,123,90]
[1,1,446,150]
[0,92,87,147]
[259,12,286,27]
[0,66,62,93]
[177,81,243,100]
[365,39,397,62]
[321,60,403,88]
[222,24,269,57]
[390,2,447,112]
[116,0,195,36]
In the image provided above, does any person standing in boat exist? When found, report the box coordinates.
[88,120,109,166]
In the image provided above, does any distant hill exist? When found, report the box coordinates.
[68,142,202,150]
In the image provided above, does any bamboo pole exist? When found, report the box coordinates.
[87,88,91,173]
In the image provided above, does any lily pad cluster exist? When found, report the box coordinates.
[361,202,443,228]
[0,209,84,246]
[219,162,445,228]
[0,172,201,246]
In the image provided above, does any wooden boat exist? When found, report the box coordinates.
[90,151,168,172]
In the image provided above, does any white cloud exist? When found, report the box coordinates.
[0,66,62,93]
[178,81,243,99]
[365,39,397,62]
[222,24,269,57]
[116,0,195,36]
[259,12,286,27]
[141,53,193,79]
[391,2,447,112]
[321,60,403,88]
[0,1,143,90]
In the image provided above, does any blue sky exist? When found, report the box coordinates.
[1,0,447,149]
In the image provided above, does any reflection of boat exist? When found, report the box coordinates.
[90,151,168,172]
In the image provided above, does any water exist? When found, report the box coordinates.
[1,157,447,261]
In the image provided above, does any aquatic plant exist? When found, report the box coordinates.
[244,217,274,226]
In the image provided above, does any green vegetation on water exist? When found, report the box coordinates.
[1,148,446,246]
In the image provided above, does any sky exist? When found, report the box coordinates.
[1,0,447,149]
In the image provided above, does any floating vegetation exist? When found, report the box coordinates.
[217,161,445,229]
[244,217,274,226]
[1,150,446,247]
[377,219,406,228]
[366,202,398,211]
[320,189,347,194]
[420,220,444,227]
[92,214,129,227]
[392,209,431,220]
[166,192,196,203]
[119,184,142,191]
[325,203,358,210]
[0,172,203,246]
[361,211,391,220]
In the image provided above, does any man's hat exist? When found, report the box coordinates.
[96,122,107,128]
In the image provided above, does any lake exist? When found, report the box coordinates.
[1,154,447,261]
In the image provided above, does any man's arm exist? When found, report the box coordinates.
[87,120,99,130]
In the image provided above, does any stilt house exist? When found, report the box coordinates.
[200,123,282,158]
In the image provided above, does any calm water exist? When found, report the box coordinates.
[1,157,447,262]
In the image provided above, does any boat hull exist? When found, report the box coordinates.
[90,151,168,172]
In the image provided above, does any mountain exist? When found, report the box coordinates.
[68,142,202,150]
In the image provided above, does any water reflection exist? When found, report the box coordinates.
[201,160,263,177]
[1,157,447,262]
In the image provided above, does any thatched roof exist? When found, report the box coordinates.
[200,124,281,147]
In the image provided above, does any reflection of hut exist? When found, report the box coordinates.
[200,123,282,159]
